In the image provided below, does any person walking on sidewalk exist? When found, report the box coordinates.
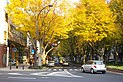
[16,60,19,69]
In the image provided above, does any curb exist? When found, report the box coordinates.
[0,66,48,71]
[107,71,123,75]
[107,68,123,73]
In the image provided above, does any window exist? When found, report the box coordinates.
[94,61,103,65]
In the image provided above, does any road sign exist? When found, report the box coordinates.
[12,48,17,52]
[31,49,35,54]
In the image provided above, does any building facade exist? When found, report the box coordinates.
[8,23,27,66]
[0,0,27,67]
[0,0,8,67]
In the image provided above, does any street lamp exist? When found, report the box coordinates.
[37,5,53,19]
[35,4,53,67]
[36,4,53,39]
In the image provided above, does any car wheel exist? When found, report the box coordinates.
[102,71,106,74]
[90,69,94,74]
[81,68,85,73]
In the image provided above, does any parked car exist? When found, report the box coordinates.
[47,61,55,67]
[81,60,106,74]
[62,61,69,66]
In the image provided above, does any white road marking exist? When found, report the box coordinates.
[74,69,78,71]
[69,69,73,71]
[47,71,73,77]
[6,68,83,78]
[64,69,82,78]
[30,72,48,75]
[47,68,81,71]
[47,69,52,71]
[46,70,82,78]
[8,73,23,75]
[59,69,62,71]
[8,77,36,80]
[54,69,57,71]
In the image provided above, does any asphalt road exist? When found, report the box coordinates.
[0,67,123,82]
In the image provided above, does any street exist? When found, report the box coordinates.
[0,66,123,82]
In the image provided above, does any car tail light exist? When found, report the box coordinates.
[93,66,97,68]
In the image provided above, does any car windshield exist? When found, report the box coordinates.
[94,61,103,65]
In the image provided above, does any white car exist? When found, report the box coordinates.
[62,62,69,66]
[81,60,106,74]
[47,61,55,67]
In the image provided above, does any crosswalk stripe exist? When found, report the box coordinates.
[47,69,51,71]
[46,68,81,71]
[5,68,82,78]
[8,77,36,80]
[59,69,62,71]
[8,73,23,75]
[69,69,73,71]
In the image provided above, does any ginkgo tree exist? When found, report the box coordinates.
[67,0,116,60]
[6,0,70,66]
[109,0,123,64]
[110,0,123,41]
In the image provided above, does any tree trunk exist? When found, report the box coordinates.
[82,48,86,64]
[115,51,118,65]
[100,47,105,61]
[90,46,94,60]
[42,51,46,65]
[88,42,94,60]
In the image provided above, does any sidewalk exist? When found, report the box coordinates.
[107,68,123,73]
[0,65,47,71]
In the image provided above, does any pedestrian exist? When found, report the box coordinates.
[29,59,33,69]
[16,60,19,69]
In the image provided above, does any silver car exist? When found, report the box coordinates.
[47,61,55,67]
[81,60,106,74]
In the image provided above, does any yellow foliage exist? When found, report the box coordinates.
[6,0,70,40]
[67,0,116,43]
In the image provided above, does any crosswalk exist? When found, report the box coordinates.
[46,68,81,72]
[6,68,82,78]
[4,68,82,78]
